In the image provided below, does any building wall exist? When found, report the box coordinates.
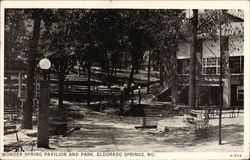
[177,42,190,59]
[202,39,220,57]
[177,37,244,59]
[176,37,244,108]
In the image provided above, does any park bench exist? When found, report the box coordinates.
[4,123,36,152]
[4,97,23,123]
[174,105,189,116]
[184,110,210,138]
[201,106,216,119]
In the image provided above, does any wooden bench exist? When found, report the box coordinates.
[4,124,36,152]
[4,98,22,123]
[205,107,215,119]
[200,106,216,119]
[184,110,210,138]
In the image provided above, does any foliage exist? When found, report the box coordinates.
[4,9,31,70]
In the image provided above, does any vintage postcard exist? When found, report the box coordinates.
[0,0,249,159]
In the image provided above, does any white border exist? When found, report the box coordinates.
[0,1,249,160]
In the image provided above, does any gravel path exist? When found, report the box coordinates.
[49,111,244,152]
[6,107,243,152]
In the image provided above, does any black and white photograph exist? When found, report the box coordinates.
[0,0,249,159]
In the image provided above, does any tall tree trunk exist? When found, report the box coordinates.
[87,64,91,106]
[111,65,114,77]
[219,10,227,145]
[127,52,138,94]
[171,50,178,104]
[58,68,65,112]
[78,64,81,77]
[104,52,111,88]
[188,9,198,109]
[135,57,141,74]
[119,62,122,71]
[159,62,164,86]
[127,64,135,94]
[107,67,111,89]
[22,10,41,129]
[152,58,155,71]
[147,52,151,94]
[114,67,117,77]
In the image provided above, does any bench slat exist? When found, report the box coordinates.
[5,140,36,147]
[4,130,18,135]
[4,125,16,130]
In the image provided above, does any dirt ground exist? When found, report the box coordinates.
[8,105,243,152]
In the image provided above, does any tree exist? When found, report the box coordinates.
[146,10,185,103]
[4,9,30,74]
[127,27,152,91]
[189,9,198,109]
[76,44,104,106]
[23,9,43,129]
[74,10,124,89]
[41,9,80,113]
[201,9,243,145]
[183,9,244,144]
[119,10,153,92]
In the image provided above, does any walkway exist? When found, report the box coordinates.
[42,109,244,152]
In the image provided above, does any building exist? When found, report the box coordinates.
[176,10,244,108]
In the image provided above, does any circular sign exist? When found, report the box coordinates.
[39,58,51,70]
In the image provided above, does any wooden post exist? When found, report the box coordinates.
[37,80,50,148]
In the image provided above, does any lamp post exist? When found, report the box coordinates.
[131,83,135,105]
[138,86,141,104]
[39,58,51,80]
[37,58,51,148]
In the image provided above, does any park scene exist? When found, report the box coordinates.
[3,9,244,153]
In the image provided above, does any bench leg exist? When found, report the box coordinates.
[31,143,35,151]
[16,146,24,152]
[21,146,25,152]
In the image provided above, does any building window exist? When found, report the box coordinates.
[229,56,244,74]
[202,57,220,75]
[177,59,189,74]
[237,85,244,101]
